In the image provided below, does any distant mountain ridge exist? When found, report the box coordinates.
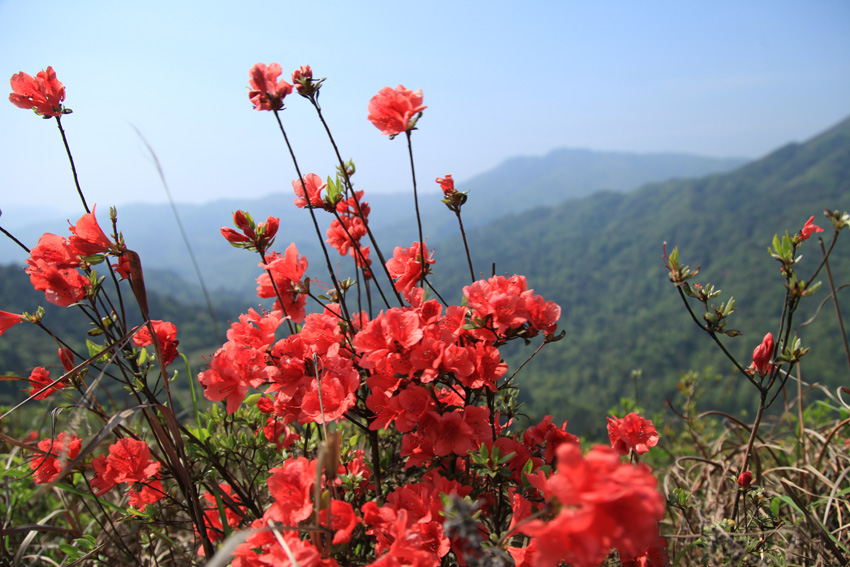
[0,148,746,296]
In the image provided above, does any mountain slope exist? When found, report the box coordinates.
[430,115,850,435]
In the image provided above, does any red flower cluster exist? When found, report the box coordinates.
[30,433,81,484]
[248,62,293,111]
[737,471,753,489]
[24,205,120,307]
[367,85,426,137]
[326,190,372,275]
[9,66,66,117]
[133,320,180,367]
[607,413,660,456]
[91,438,164,511]
[232,457,355,566]
[519,444,666,567]
[463,274,561,339]
[362,472,469,566]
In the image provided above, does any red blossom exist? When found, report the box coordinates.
[435,175,456,196]
[367,85,426,137]
[9,66,66,117]
[133,320,180,367]
[0,310,23,337]
[737,471,753,489]
[751,332,774,375]
[248,62,293,111]
[68,204,114,256]
[519,444,665,567]
[607,413,660,456]
[266,457,317,524]
[386,241,434,294]
[293,173,326,208]
[798,215,824,242]
[292,65,320,97]
[197,483,246,549]
[27,366,68,400]
[25,259,90,307]
[128,476,164,511]
[30,433,81,484]
[101,438,161,485]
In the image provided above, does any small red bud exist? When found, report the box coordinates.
[221,227,251,243]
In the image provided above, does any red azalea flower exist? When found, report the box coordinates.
[798,215,824,242]
[9,66,66,117]
[25,259,90,307]
[386,241,434,294]
[267,457,317,524]
[737,471,753,489]
[68,204,114,256]
[752,332,774,375]
[435,174,456,196]
[292,65,319,96]
[0,310,24,337]
[27,366,69,400]
[292,173,326,208]
[128,476,165,511]
[607,413,660,456]
[520,444,665,567]
[133,320,180,366]
[30,433,81,484]
[248,62,293,111]
[101,438,161,485]
[367,85,426,137]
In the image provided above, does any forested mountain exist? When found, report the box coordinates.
[429,115,850,435]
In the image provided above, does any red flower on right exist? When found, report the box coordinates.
[607,412,660,456]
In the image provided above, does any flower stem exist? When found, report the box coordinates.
[55,115,90,213]
[455,210,476,282]
[0,225,30,253]
[308,98,402,306]
[405,131,426,289]
[273,110,352,325]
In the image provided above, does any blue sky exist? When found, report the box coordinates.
[2,0,849,216]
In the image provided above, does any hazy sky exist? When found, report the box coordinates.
[2,0,849,216]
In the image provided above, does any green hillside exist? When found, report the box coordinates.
[429,116,850,435]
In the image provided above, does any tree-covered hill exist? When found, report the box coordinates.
[429,115,850,436]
